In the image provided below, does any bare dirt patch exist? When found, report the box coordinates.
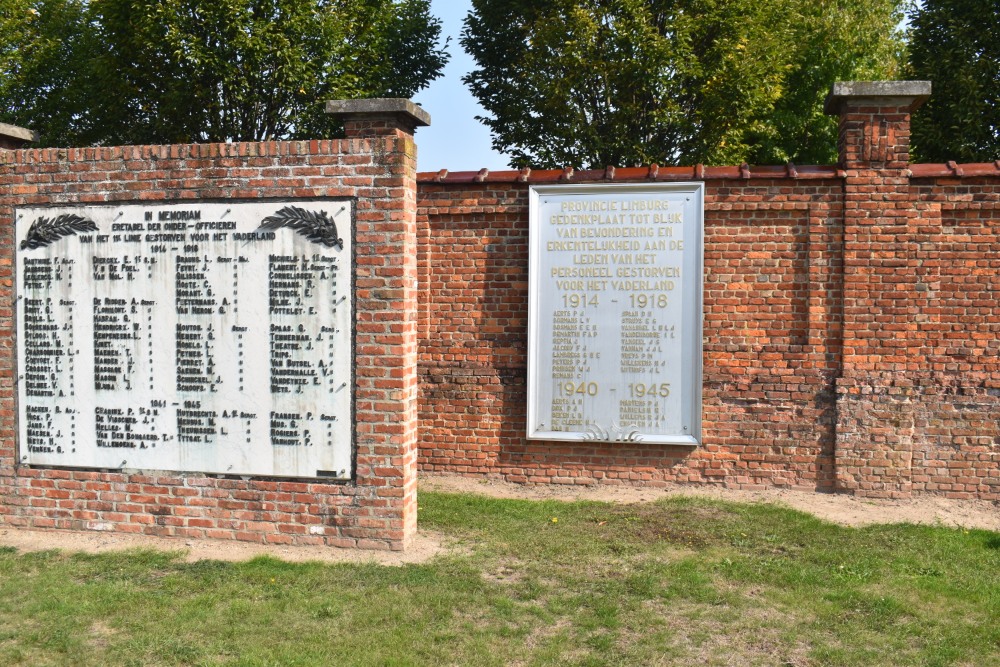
[87,621,117,649]
[421,473,1000,532]
[0,527,450,565]
[638,598,815,667]
[481,558,527,585]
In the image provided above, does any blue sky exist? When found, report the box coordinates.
[412,0,512,172]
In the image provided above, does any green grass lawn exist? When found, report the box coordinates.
[1,491,998,666]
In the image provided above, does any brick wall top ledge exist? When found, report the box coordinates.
[418,161,1000,184]
[417,164,843,184]
[910,161,1000,178]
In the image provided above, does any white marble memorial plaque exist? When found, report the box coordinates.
[528,183,703,445]
[15,200,354,479]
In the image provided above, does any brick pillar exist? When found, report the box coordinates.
[0,123,37,150]
[825,81,931,498]
[326,99,427,547]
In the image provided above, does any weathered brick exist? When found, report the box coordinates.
[0,117,419,549]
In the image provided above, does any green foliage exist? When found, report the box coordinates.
[0,0,97,146]
[462,0,905,168]
[908,0,1000,162]
[0,0,447,146]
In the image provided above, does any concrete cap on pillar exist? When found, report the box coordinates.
[325,98,431,127]
[0,122,39,147]
[823,81,931,116]
[824,81,932,116]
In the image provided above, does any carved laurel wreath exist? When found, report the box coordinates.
[582,421,644,443]
[20,214,98,250]
[258,206,344,249]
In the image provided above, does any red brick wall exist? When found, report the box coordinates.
[416,160,1000,500]
[0,135,420,549]
[3,88,998,546]
[905,175,1000,498]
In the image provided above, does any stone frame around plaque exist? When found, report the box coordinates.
[13,196,358,482]
[527,182,704,447]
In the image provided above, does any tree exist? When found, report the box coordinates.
[0,0,98,146]
[0,0,448,146]
[908,0,1000,162]
[462,0,905,168]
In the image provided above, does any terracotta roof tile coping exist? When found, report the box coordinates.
[419,163,839,183]
[419,162,1000,184]
[909,161,1000,178]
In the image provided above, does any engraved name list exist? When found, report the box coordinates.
[528,184,703,446]
[16,201,354,479]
